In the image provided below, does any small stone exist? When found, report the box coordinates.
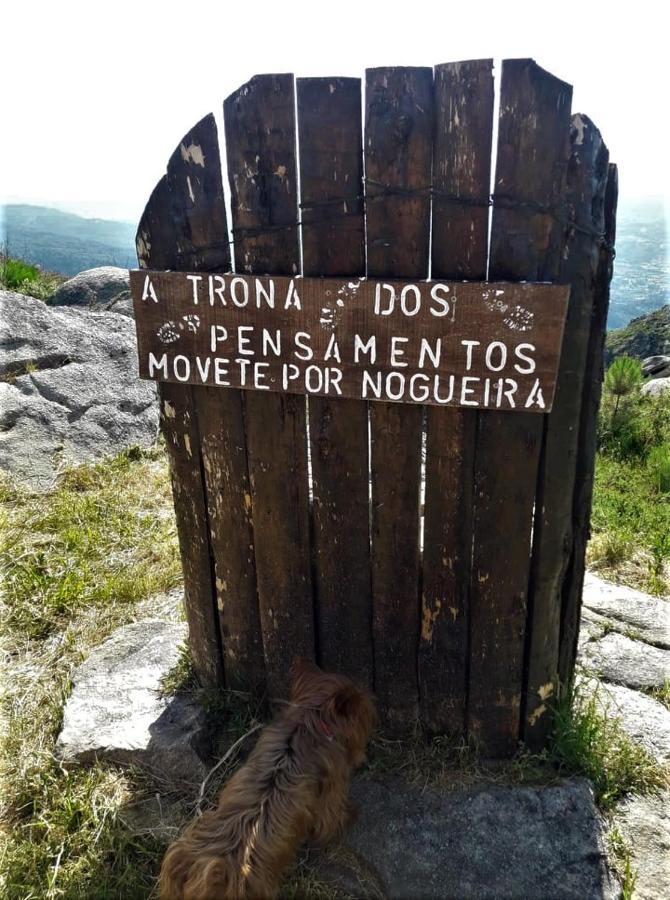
[312,777,617,899]
[614,791,670,900]
[579,631,670,691]
[56,620,209,789]
[583,573,670,650]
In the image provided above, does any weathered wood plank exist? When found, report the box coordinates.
[524,115,609,747]
[468,59,572,756]
[420,59,494,735]
[165,113,265,693]
[136,120,224,688]
[297,76,372,686]
[224,74,314,699]
[559,163,618,685]
[365,66,433,730]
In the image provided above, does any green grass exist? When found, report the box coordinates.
[607,827,638,900]
[0,252,64,301]
[0,447,182,899]
[1,446,182,640]
[548,680,667,811]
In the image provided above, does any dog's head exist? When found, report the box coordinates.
[290,658,377,766]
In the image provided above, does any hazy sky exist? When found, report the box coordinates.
[3,0,668,223]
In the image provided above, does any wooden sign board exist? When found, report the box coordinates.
[130,271,569,413]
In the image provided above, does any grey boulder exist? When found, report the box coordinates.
[313,777,617,899]
[582,573,670,650]
[641,376,670,398]
[56,620,210,788]
[579,631,669,690]
[642,355,670,378]
[47,266,133,317]
[614,791,670,900]
[0,290,157,489]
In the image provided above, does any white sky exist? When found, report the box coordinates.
[2,0,668,223]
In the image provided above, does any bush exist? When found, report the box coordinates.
[0,252,64,300]
[647,444,670,493]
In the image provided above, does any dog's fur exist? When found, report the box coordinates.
[159,658,377,899]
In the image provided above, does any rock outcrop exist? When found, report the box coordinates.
[0,289,157,489]
[47,266,133,317]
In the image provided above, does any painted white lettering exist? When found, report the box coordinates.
[186,275,202,304]
[142,275,159,303]
[294,331,313,361]
[354,334,376,364]
[385,372,405,401]
[390,336,409,367]
[305,365,324,393]
[195,357,211,382]
[214,358,230,386]
[362,370,382,399]
[284,279,301,310]
[429,283,450,317]
[237,326,254,356]
[503,378,517,407]
[460,376,479,406]
[400,284,421,316]
[462,340,480,371]
[418,337,441,369]
[485,341,508,372]
[409,373,430,402]
[262,329,281,357]
[329,368,343,395]
[148,352,168,377]
[210,325,227,353]
[208,275,226,306]
[255,278,275,309]
[434,375,455,404]
[236,359,251,386]
[374,283,396,316]
[254,363,270,390]
[173,355,191,382]
[324,333,342,363]
[525,379,546,409]
[231,276,249,307]
[282,363,300,389]
[514,343,537,374]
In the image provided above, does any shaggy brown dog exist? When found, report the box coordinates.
[159,658,377,899]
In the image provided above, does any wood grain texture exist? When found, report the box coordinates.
[297,77,372,686]
[420,59,494,735]
[164,113,265,694]
[365,67,433,730]
[224,74,314,699]
[136,118,224,688]
[559,163,618,686]
[524,115,609,748]
[468,59,572,756]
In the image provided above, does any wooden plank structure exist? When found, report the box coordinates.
[135,59,617,756]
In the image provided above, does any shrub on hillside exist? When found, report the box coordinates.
[0,251,63,300]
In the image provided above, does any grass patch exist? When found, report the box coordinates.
[607,827,638,900]
[589,453,670,595]
[0,252,64,300]
[0,447,182,899]
[646,680,670,711]
[1,445,181,640]
[548,680,667,811]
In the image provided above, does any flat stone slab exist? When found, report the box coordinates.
[579,631,669,690]
[597,681,670,765]
[583,573,670,649]
[313,777,618,899]
[614,791,670,900]
[56,620,209,788]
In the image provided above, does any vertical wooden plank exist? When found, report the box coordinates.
[224,74,314,700]
[365,66,433,731]
[136,120,225,687]
[297,77,373,687]
[524,116,609,747]
[164,114,265,694]
[559,163,618,686]
[468,60,572,756]
[167,115,263,691]
[419,60,494,735]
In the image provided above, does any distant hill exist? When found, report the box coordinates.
[2,201,668,329]
[605,305,670,364]
[3,205,137,276]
